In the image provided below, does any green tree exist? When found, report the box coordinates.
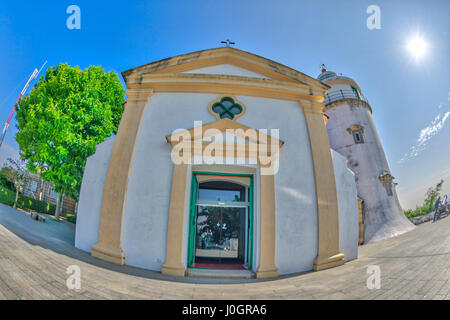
[16,63,125,218]
[2,158,31,209]
[0,167,17,191]
[405,179,445,218]
[424,179,444,208]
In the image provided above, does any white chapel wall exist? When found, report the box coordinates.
[332,149,359,261]
[75,138,114,252]
[120,90,318,274]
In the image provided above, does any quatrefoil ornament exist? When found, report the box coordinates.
[208,96,246,121]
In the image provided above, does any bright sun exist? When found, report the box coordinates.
[408,37,428,59]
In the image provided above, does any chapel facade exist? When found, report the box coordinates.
[75,47,363,278]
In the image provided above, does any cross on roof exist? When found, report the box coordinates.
[221,39,235,47]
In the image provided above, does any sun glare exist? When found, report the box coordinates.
[407,36,428,59]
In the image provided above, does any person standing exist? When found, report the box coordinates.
[433,196,442,223]
[442,195,448,214]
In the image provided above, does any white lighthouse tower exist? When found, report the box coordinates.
[318,67,415,243]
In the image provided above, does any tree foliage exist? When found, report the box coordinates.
[424,179,444,207]
[0,167,16,191]
[405,179,445,218]
[2,157,31,208]
[16,63,125,200]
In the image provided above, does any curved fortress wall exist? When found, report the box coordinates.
[319,71,414,242]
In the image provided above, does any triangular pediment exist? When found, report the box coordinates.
[182,64,270,80]
[166,118,284,148]
[122,47,328,91]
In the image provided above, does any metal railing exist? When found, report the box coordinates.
[324,89,369,105]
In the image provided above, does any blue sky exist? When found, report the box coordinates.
[0,0,449,209]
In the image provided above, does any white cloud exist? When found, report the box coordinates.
[398,111,450,163]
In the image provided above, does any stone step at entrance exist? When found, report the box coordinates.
[187,268,254,279]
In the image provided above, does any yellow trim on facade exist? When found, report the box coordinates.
[125,74,327,103]
[256,170,278,278]
[358,200,364,245]
[162,119,283,277]
[299,100,345,271]
[166,118,284,149]
[91,92,153,265]
[161,163,190,277]
[196,174,251,187]
[347,124,364,133]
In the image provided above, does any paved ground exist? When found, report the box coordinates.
[1,203,450,300]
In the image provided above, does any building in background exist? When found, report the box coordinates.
[318,68,415,243]
[22,172,77,215]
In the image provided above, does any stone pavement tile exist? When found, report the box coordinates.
[0,267,44,299]
[0,278,19,299]
[126,285,163,299]
[312,291,353,300]
[415,280,434,296]
[79,290,106,300]
[421,280,446,300]
[89,284,130,299]
[391,279,421,299]
[373,289,392,300]
[437,279,450,295]
[386,273,424,299]
[360,289,386,300]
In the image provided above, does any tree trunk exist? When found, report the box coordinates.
[55,192,62,219]
[13,188,19,209]
[60,196,65,217]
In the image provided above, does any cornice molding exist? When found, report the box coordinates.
[125,73,326,103]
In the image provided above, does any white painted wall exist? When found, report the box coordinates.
[75,138,114,252]
[332,150,358,261]
[117,91,319,274]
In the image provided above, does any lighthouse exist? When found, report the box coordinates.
[318,67,415,243]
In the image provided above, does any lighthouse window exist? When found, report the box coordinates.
[352,130,364,144]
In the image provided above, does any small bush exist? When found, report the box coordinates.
[66,214,76,224]
[0,187,56,215]
[405,203,433,219]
